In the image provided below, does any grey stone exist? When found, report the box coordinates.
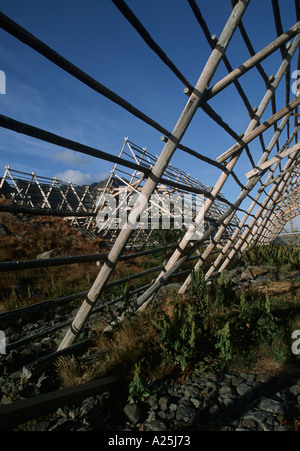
[1,394,12,405]
[241,419,257,429]
[147,394,157,407]
[257,397,285,415]
[236,383,253,397]
[184,385,201,399]
[190,397,202,409]
[289,385,300,396]
[219,385,234,398]
[123,403,143,424]
[222,397,235,407]
[209,405,219,415]
[158,396,168,411]
[242,409,270,423]
[145,420,166,431]
[145,411,156,423]
[169,403,178,411]
[158,410,167,419]
[176,404,196,421]
[33,421,51,431]
[231,376,245,386]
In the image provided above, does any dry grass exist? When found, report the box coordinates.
[0,210,167,312]
[55,356,83,388]
[55,313,160,387]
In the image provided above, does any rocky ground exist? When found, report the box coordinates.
[0,262,300,431]
[1,364,300,431]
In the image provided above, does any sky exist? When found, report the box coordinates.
[0,0,299,214]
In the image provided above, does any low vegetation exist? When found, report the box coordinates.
[245,243,300,270]
[56,260,300,402]
[1,206,300,408]
[0,209,180,312]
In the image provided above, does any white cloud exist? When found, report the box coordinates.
[55,169,94,185]
[55,169,109,185]
[52,149,90,167]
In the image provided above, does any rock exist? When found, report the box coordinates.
[169,403,178,411]
[147,394,157,407]
[36,249,59,260]
[158,396,169,411]
[176,404,196,422]
[20,366,32,385]
[145,419,167,431]
[222,397,235,407]
[219,385,234,398]
[190,398,202,408]
[231,376,245,386]
[241,409,270,423]
[32,421,51,431]
[184,385,201,399]
[209,405,219,415]
[289,385,300,396]
[123,403,143,424]
[257,397,285,415]
[1,395,12,405]
[236,383,253,397]
[241,419,257,429]
[241,266,269,280]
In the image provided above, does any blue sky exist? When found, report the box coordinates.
[0,0,299,213]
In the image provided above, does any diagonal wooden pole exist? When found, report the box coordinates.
[213,122,300,274]
[255,168,300,244]
[138,39,300,304]
[58,0,250,350]
[205,129,300,278]
[239,156,299,250]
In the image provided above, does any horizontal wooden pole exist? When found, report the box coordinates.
[0,243,178,273]
[0,114,152,176]
[0,12,170,138]
[0,253,109,272]
[216,96,300,163]
[0,375,121,431]
[0,114,235,206]
[246,143,300,178]
[206,20,300,100]
[0,204,97,217]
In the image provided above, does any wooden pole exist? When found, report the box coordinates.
[58,0,250,350]
[207,121,299,276]
[206,20,300,101]
[156,39,300,297]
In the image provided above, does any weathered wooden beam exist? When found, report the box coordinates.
[216,95,300,163]
[215,122,299,274]
[246,142,300,178]
[206,20,300,101]
[58,0,250,350]
[155,35,300,297]
[0,12,171,138]
[0,375,121,431]
[0,204,97,217]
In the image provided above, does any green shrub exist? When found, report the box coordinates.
[244,244,300,270]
